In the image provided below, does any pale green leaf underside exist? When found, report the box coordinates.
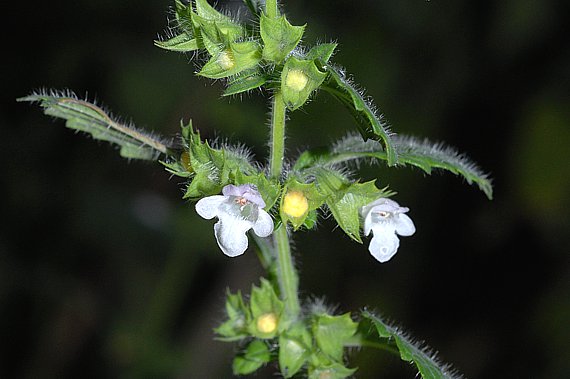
[19,91,169,160]
[296,134,493,199]
[362,311,463,379]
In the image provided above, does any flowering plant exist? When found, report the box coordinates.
[20,0,492,377]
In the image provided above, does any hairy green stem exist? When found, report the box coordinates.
[275,225,300,317]
[269,91,287,179]
[268,92,300,318]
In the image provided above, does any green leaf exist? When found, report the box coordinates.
[279,322,312,378]
[308,363,356,379]
[190,11,244,55]
[362,311,462,379]
[299,133,493,199]
[180,123,260,199]
[306,43,337,63]
[195,0,232,23]
[198,41,261,79]
[260,14,305,63]
[393,136,493,199]
[161,152,193,178]
[248,278,284,339]
[322,65,398,166]
[223,72,267,96]
[154,33,199,52]
[214,290,251,341]
[312,313,358,362]
[182,126,226,199]
[281,57,327,111]
[249,279,283,318]
[19,91,169,160]
[232,340,271,375]
[173,0,196,35]
[311,167,392,242]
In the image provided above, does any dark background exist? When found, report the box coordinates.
[3,0,569,377]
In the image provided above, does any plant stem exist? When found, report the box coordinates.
[269,92,286,179]
[268,92,300,318]
[275,225,300,317]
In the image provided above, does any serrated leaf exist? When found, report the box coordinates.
[154,33,199,52]
[298,133,493,199]
[260,14,305,63]
[322,65,397,166]
[312,313,358,362]
[19,91,168,161]
[362,311,463,379]
[232,340,271,375]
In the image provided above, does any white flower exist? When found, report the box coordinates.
[361,198,415,263]
[195,184,274,257]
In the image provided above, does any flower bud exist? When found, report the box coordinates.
[282,191,309,218]
[256,313,278,334]
[285,69,309,91]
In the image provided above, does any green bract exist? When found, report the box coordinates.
[280,179,326,230]
[260,13,305,63]
[198,41,262,79]
[154,33,199,52]
[279,322,312,378]
[215,290,250,341]
[281,57,327,110]
[232,340,271,375]
[248,279,284,339]
[223,71,267,96]
[312,313,358,362]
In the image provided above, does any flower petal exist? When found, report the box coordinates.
[362,209,374,236]
[222,184,243,197]
[395,213,415,236]
[252,209,274,237]
[195,195,226,219]
[214,214,252,257]
[368,227,400,263]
